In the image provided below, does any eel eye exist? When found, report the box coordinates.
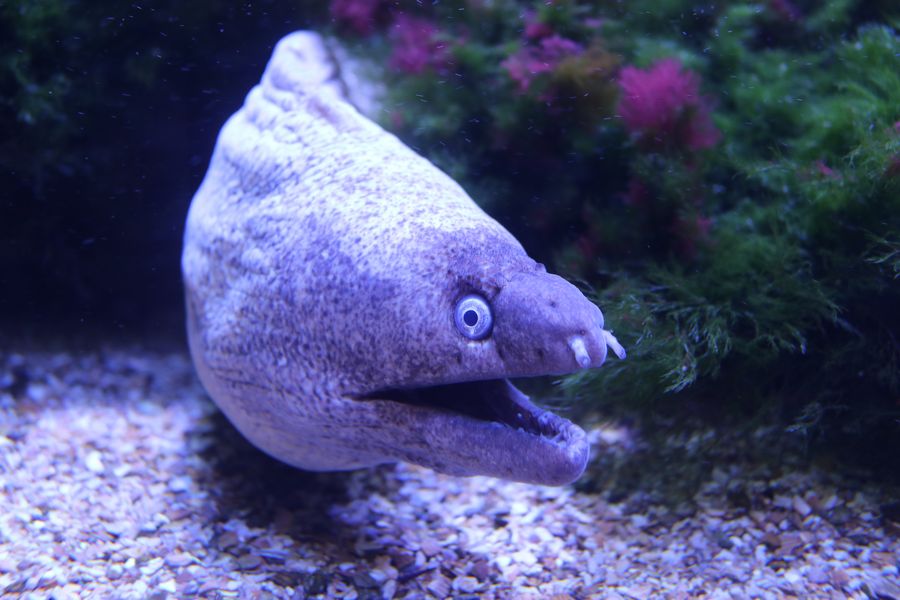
[454,294,493,340]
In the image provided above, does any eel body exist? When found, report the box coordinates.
[182,32,624,486]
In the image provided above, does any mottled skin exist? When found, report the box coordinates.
[182,32,624,486]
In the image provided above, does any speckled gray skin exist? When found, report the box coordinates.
[182,32,624,486]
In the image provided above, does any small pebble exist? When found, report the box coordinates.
[793,496,812,518]
[167,476,192,493]
[471,560,491,581]
[84,451,104,474]
[0,349,895,599]
[217,531,239,550]
[164,553,194,568]
[425,574,451,599]
[807,566,829,584]
[419,538,441,557]
[237,554,263,571]
[106,564,124,580]
[453,575,481,593]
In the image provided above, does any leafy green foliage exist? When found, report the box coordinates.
[335,1,900,437]
[4,0,897,440]
[570,204,838,407]
[573,22,900,429]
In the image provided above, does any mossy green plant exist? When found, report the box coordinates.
[575,22,900,433]
[331,1,900,445]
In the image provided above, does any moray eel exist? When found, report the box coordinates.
[182,32,625,486]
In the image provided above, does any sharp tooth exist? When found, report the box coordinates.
[568,336,592,368]
[602,329,626,359]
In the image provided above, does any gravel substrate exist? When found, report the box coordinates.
[0,348,898,599]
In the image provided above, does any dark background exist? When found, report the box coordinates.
[1,2,328,341]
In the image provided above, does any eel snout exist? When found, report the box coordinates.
[491,271,625,377]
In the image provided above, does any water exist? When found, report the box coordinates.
[1,1,898,596]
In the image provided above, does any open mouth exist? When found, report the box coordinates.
[355,377,589,485]
[349,330,623,485]
[356,329,626,444]
[359,378,577,444]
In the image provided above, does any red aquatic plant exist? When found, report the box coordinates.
[887,125,900,178]
[621,175,713,260]
[330,0,384,35]
[623,177,650,208]
[388,15,452,75]
[618,58,720,153]
[524,11,553,41]
[502,35,584,93]
[768,0,802,22]
[814,159,840,179]
[672,213,713,259]
[886,155,900,180]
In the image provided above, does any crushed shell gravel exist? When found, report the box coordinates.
[0,349,897,599]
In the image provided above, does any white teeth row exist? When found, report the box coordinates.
[568,330,627,369]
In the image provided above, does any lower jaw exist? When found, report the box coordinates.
[356,377,591,485]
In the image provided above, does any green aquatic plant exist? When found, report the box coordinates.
[574,22,900,430]
[566,205,839,407]
[332,1,900,442]
[867,235,900,280]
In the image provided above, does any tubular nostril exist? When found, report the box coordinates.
[602,329,626,360]
[568,336,592,369]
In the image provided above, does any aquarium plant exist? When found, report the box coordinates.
[3,0,897,452]
[329,0,900,446]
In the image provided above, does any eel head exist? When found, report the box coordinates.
[348,259,625,486]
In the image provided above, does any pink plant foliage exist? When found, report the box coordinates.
[623,177,650,208]
[815,159,840,179]
[884,117,899,178]
[502,35,584,93]
[618,58,720,152]
[673,214,713,258]
[623,176,713,259]
[330,0,382,35]
[576,233,598,261]
[886,155,900,179]
[388,15,451,75]
[524,11,553,40]
[768,0,802,22]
